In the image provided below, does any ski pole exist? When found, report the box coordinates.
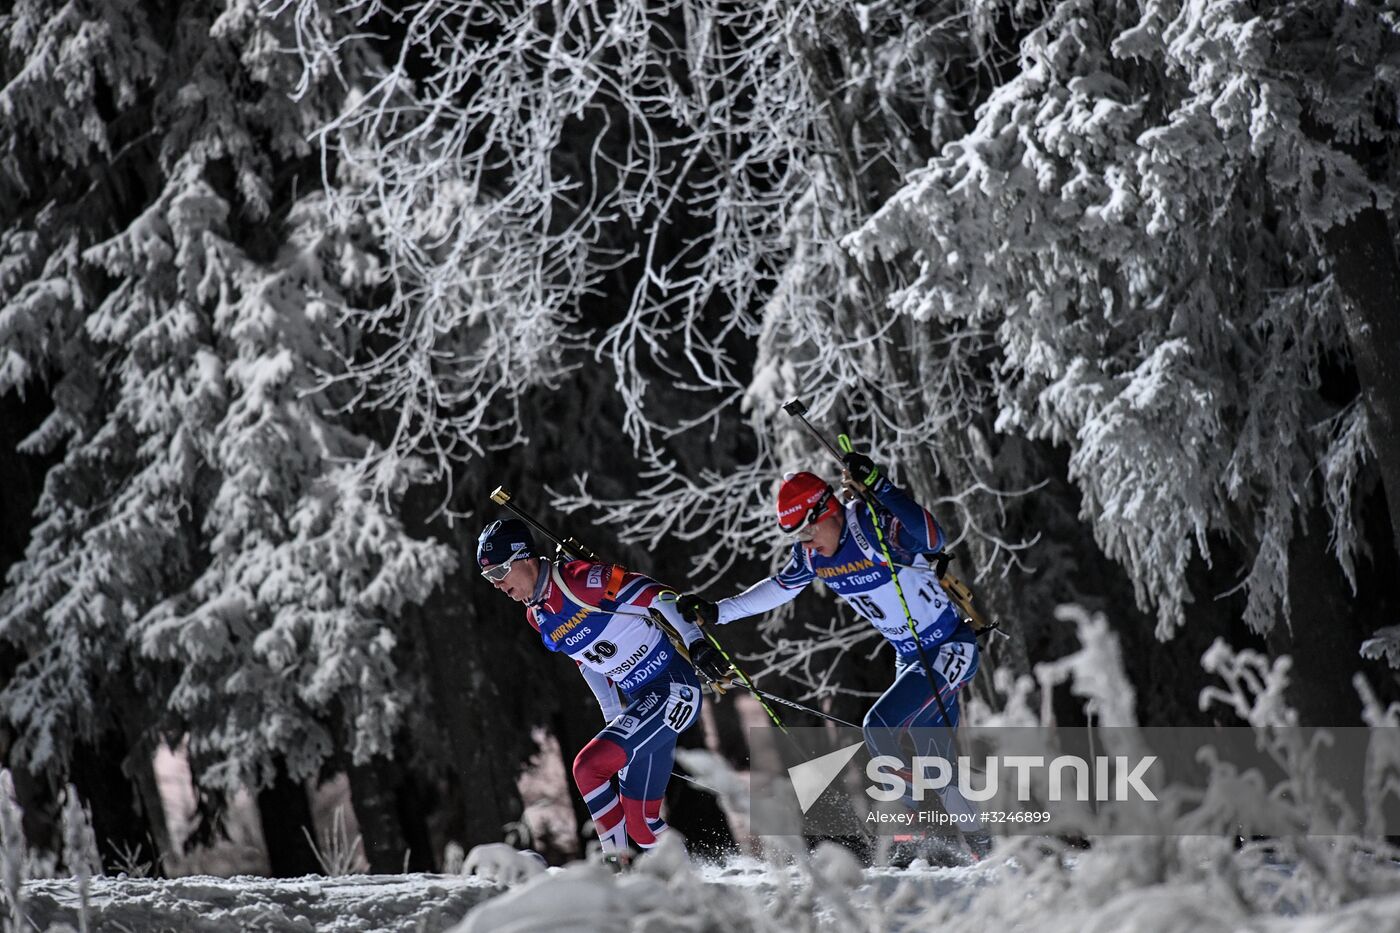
[670,769,725,796]
[874,557,997,637]
[782,399,846,462]
[746,687,860,728]
[780,402,957,732]
[678,609,789,735]
[568,606,838,727]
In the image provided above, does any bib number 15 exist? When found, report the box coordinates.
[851,594,887,620]
[937,641,971,687]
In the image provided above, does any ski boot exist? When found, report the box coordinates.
[887,832,965,868]
[962,831,993,863]
[600,850,634,873]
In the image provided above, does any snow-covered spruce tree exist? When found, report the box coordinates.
[0,0,452,869]
[848,1,1400,718]
[1,0,178,863]
[1270,2,1400,565]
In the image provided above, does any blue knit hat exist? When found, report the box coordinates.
[476,518,537,568]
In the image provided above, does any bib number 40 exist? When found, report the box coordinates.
[583,640,617,666]
[665,685,698,731]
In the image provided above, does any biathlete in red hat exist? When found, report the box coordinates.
[677,451,990,860]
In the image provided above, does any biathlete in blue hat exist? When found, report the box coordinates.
[476,518,719,856]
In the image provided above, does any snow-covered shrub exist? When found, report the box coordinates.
[920,606,1400,929]
[301,807,365,878]
[58,786,99,930]
[461,844,545,886]
[0,771,24,932]
[451,834,893,933]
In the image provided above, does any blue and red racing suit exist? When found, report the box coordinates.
[717,478,980,820]
[527,559,704,853]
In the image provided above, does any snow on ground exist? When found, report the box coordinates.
[18,843,1400,933]
[20,872,504,932]
[15,842,986,933]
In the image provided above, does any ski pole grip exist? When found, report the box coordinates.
[783,399,846,467]
[837,434,854,455]
[490,486,512,505]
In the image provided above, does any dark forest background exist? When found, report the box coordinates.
[2,0,1399,876]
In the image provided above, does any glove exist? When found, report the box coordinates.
[842,450,881,488]
[689,642,732,683]
[676,594,719,628]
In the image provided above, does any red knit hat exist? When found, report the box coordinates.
[776,472,839,533]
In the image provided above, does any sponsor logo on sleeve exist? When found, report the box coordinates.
[548,607,592,643]
[587,566,605,588]
[817,558,876,579]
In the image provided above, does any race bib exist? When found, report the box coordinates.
[663,683,700,732]
[933,640,975,689]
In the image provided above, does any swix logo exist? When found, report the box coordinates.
[817,559,875,579]
[549,607,591,643]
